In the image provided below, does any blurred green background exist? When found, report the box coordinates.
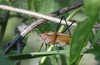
[0,0,99,65]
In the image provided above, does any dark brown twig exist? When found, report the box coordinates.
[16,41,21,65]
[49,1,83,17]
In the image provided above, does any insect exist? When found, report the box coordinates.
[38,16,76,51]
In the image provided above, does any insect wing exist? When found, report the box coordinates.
[47,33,71,47]
[56,34,71,43]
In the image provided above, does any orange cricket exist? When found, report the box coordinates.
[39,32,71,47]
[38,16,76,51]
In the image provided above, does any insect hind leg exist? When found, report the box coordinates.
[45,42,47,51]
[39,38,46,52]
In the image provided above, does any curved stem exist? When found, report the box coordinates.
[40,6,83,65]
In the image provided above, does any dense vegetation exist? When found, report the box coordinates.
[0,0,100,65]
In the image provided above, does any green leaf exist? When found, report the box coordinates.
[0,52,11,65]
[6,49,88,60]
[23,14,33,43]
[24,14,33,23]
[69,18,95,65]
[42,56,52,65]
[84,0,100,19]
[49,55,58,65]
[0,0,2,4]
[0,0,2,3]
[92,45,100,61]
[0,0,8,5]
[36,21,55,33]
[6,0,12,6]
[34,0,54,14]
[91,28,100,61]
[7,50,69,60]
[90,28,100,48]
[69,0,100,64]
[27,0,35,10]
[27,0,54,14]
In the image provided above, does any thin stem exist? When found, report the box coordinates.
[40,6,83,65]
[0,11,9,43]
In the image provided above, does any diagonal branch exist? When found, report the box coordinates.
[0,1,83,26]
[0,5,75,26]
